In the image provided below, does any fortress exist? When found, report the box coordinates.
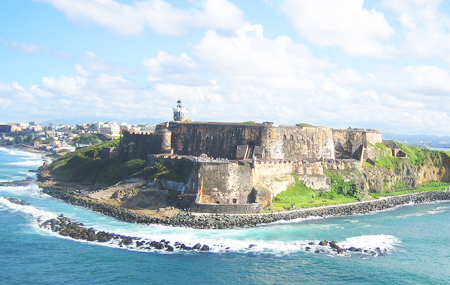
[120,101,385,213]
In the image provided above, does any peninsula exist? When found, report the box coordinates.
[36,100,450,228]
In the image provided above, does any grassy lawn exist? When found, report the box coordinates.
[271,196,358,211]
[268,176,450,212]
[369,182,450,199]
[270,180,358,211]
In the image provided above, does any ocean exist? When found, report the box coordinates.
[1,146,450,285]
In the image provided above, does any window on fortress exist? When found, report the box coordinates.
[284,135,287,140]
[232,199,237,204]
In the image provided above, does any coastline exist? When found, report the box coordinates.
[4,145,449,229]
[2,144,56,157]
[39,183,450,229]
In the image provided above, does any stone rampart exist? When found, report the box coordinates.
[170,122,265,159]
[121,131,163,160]
[332,128,382,160]
[261,126,335,160]
[197,162,254,205]
[323,159,361,171]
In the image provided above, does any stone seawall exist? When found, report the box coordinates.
[41,186,450,229]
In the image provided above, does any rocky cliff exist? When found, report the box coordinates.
[361,156,450,194]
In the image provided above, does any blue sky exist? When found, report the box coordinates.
[1,0,450,135]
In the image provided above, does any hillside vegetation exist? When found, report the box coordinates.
[44,141,176,186]
[369,143,450,170]
[271,173,359,210]
[272,144,450,211]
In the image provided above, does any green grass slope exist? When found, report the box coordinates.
[47,140,149,185]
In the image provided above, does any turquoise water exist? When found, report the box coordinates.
[1,147,450,284]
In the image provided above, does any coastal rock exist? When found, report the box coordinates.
[329,241,339,249]
[347,247,362,252]
[200,245,210,251]
[6,197,30,205]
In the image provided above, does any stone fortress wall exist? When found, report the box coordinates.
[169,122,265,159]
[119,109,385,213]
[144,155,365,214]
[123,122,382,163]
[168,122,336,161]
[332,128,382,160]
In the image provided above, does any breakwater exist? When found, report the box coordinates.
[41,186,450,229]
[0,179,36,187]
[39,214,210,252]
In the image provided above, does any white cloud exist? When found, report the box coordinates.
[280,0,398,58]
[330,68,374,86]
[37,0,244,35]
[383,0,450,62]
[380,65,450,97]
[137,0,244,35]
[3,2,450,135]
[143,51,203,85]
[37,0,145,34]
[41,76,86,95]
[192,23,331,90]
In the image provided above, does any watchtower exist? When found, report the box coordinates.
[173,99,188,122]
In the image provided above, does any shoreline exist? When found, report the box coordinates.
[3,145,450,229]
[1,144,53,155]
[39,183,450,229]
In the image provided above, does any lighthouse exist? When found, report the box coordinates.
[173,99,188,122]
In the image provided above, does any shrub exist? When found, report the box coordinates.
[48,140,149,185]
[374,156,401,170]
[420,181,450,188]
[325,171,359,198]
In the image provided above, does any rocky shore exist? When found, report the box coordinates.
[40,185,450,229]
[0,178,37,187]
[37,214,386,256]
[4,197,390,256]
[39,214,211,253]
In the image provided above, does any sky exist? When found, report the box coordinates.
[1,0,450,135]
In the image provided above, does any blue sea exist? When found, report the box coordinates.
[1,147,450,285]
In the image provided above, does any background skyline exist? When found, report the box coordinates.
[1,0,450,135]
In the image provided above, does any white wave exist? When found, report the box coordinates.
[427,206,448,215]
[34,216,402,257]
[9,160,43,167]
[397,213,425,219]
[428,206,450,215]
[266,216,323,225]
[0,196,56,221]
[339,234,401,253]
[0,190,402,257]
[0,184,44,199]
[0,147,42,159]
